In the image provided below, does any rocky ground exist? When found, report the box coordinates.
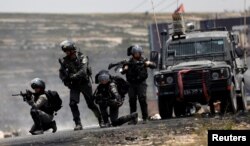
[0,112,250,146]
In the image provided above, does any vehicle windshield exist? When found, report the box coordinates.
[168,39,225,57]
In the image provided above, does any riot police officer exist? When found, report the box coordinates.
[27,78,57,135]
[59,40,103,130]
[94,70,138,127]
[122,45,156,124]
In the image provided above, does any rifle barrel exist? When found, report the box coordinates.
[12,94,21,96]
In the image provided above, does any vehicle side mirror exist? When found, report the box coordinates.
[150,51,159,67]
[235,47,244,58]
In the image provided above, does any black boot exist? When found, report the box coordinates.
[99,120,107,128]
[29,124,37,134]
[30,125,44,135]
[50,121,57,133]
[41,121,57,133]
[128,112,138,125]
[112,112,138,126]
[142,119,148,124]
[74,120,83,131]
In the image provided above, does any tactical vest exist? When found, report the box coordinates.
[126,57,148,84]
[62,52,92,83]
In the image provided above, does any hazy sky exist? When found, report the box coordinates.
[0,0,248,13]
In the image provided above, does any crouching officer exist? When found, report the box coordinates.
[94,70,138,127]
[122,45,156,124]
[27,78,57,135]
[59,40,103,130]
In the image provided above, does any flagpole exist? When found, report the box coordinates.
[150,0,161,49]
[177,0,179,8]
[244,0,246,31]
[244,0,247,68]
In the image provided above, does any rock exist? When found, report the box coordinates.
[4,132,13,138]
[197,105,210,114]
[213,101,221,113]
[0,130,19,139]
[125,136,137,141]
[149,114,161,120]
[0,131,4,139]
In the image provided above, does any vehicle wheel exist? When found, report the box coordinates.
[158,95,174,119]
[174,101,186,117]
[237,82,248,112]
[221,82,237,114]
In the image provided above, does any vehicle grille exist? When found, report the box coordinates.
[182,70,210,90]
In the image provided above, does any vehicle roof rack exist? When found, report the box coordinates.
[192,27,227,32]
[172,33,186,41]
[171,13,186,41]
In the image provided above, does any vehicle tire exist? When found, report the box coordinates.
[158,95,174,119]
[221,82,237,114]
[174,101,186,117]
[237,82,248,112]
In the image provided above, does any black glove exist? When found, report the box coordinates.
[109,99,123,107]
[25,89,33,101]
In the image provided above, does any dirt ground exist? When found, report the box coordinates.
[0,111,250,146]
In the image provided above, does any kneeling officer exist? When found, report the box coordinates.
[94,70,138,127]
[14,78,57,135]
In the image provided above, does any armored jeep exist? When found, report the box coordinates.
[152,26,248,119]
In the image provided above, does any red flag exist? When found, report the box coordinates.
[174,3,185,13]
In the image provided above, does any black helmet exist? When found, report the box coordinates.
[30,78,45,89]
[95,70,110,84]
[131,45,143,55]
[60,40,76,52]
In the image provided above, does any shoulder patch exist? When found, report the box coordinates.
[110,82,116,87]
[40,94,48,101]
[82,56,88,64]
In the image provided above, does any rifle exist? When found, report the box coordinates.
[58,58,72,87]
[12,90,33,102]
[108,60,145,72]
[94,94,123,107]
[59,57,93,84]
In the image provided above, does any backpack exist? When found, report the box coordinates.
[45,90,62,112]
[112,76,129,97]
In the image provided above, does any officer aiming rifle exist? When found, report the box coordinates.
[108,60,145,72]
[12,90,33,102]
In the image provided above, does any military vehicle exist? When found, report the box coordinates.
[151,13,248,119]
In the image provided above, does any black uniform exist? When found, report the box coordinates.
[94,79,137,126]
[59,52,102,125]
[122,57,156,121]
